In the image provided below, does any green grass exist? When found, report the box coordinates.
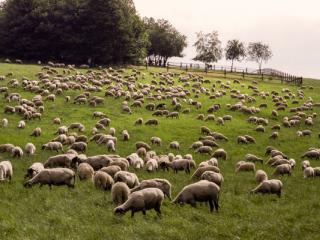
[0,63,320,240]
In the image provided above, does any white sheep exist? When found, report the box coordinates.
[255,170,268,183]
[25,143,36,155]
[25,162,44,179]
[93,171,114,190]
[0,161,13,181]
[146,158,158,172]
[131,178,172,199]
[112,182,130,205]
[106,140,116,152]
[17,120,26,129]
[1,118,8,127]
[250,179,283,197]
[114,171,139,188]
[12,146,23,158]
[77,163,94,181]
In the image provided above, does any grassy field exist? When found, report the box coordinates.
[0,63,320,240]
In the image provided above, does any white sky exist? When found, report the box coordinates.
[134,0,320,78]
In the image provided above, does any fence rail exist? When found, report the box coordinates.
[151,61,303,85]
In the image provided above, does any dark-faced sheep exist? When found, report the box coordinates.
[172,180,220,212]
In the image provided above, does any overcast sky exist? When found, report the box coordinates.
[134,0,320,78]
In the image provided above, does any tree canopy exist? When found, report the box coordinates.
[247,42,273,72]
[225,39,246,69]
[0,0,149,65]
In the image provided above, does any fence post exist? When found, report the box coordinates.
[180,62,182,69]
[186,64,188,72]
[261,74,264,81]
[146,61,148,70]
[213,65,215,70]
[224,69,227,78]
[242,70,245,79]
[166,63,169,72]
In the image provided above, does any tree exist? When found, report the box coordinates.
[225,39,246,70]
[247,42,272,72]
[193,31,222,65]
[144,17,187,66]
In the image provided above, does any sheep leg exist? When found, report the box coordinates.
[209,200,214,212]
[154,205,161,217]
[142,210,146,215]
[131,211,135,218]
[214,200,219,212]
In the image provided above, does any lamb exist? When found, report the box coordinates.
[192,166,220,179]
[1,118,8,127]
[212,148,227,160]
[195,146,213,155]
[24,168,75,188]
[25,162,44,179]
[0,161,13,181]
[145,119,159,125]
[93,171,114,190]
[304,167,314,178]
[250,179,283,197]
[255,170,268,183]
[200,171,224,186]
[235,162,255,173]
[12,146,23,158]
[170,159,191,174]
[77,163,94,181]
[172,180,220,212]
[169,141,180,150]
[302,160,311,170]
[30,127,42,137]
[272,164,292,176]
[106,140,116,152]
[146,159,158,172]
[114,188,164,217]
[25,143,36,155]
[112,182,130,205]
[245,154,263,164]
[131,178,172,199]
[17,120,26,129]
[114,171,139,188]
[151,137,162,146]
[70,142,87,153]
[100,165,121,178]
[42,142,63,152]
[122,130,130,141]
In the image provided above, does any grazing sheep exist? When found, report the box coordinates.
[245,154,264,164]
[201,171,224,186]
[70,142,87,153]
[1,118,8,127]
[250,179,283,197]
[237,136,248,144]
[146,159,158,172]
[151,137,162,146]
[114,188,164,217]
[17,120,26,129]
[77,163,94,181]
[302,160,311,170]
[106,140,116,152]
[93,171,114,190]
[12,146,23,158]
[100,165,121,178]
[301,150,320,160]
[304,167,315,178]
[30,127,42,137]
[255,170,268,183]
[0,161,13,181]
[200,126,211,135]
[109,127,116,136]
[25,143,36,155]
[44,154,75,168]
[122,130,130,141]
[170,159,191,174]
[192,166,220,179]
[112,182,130,205]
[269,132,279,140]
[131,178,172,199]
[114,171,139,188]
[195,146,213,155]
[134,118,143,125]
[272,164,292,176]
[255,125,265,132]
[0,143,15,153]
[169,141,180,150]
[172,180,220,212]
[244,135,256,143]
[145,119,159,125]
[135,141,151,151]
[53,118,61,124]
[42,142,63,152]
[25,162,44,179]
[24,168,75,188]
[235,162,255,173]
[216,117,224,125]
[297,130,312,137]
[190,141,204,150]
[212,148,227,160]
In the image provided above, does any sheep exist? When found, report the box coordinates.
[114,188,164,217]
[200,171,224,186]
[245,154,264,164]
[77,163,94,181]
[212,148,227,160]
[18,120,26,129]
[68,123,85,132]
[304,167,315,178]
[1,118,8,127]
[216,117,224,125]
[93,171,114,190]
[135,141,151,151]
[0,143,15,153]
[0,161,13,181]
[269,132,279,139]
[302,160,311,170]
[210,132,228,141]
[70,142,87,153]
[195,146,213,155]
[297,130,312,137]
[24,168,75,188]
[244,135,256,143]
[100,165,121,178]
[12,146,23,158]
[109,158,129,171]
[106,140,116,152]
[200,126,211,135]
[112,182,130,205]
[170,159,191,174]
[301,150,320,160]
[146,159,158,172]
[190,141,204,150]
[272,164,292,176]
[255,170,268,183]
[42,142,63,152]
[53,118,61,125]
[109,127,116,136]
[201,139,219,148]
[169,141,180,150]
[44,154,75,168]
[255,125,265,132]
[151,137,162,146]
[172,180,220,212]
[145,119,159,125]
[30,127,42,137]
[235,162,255,173]
[237,136,248,144]
[131,178,172,199]
[192,166,220,179]
[134,118,143,125]
[25,143,36,155]
[114,171,139,188]
[122,130,130,141]
[250,179,283,197]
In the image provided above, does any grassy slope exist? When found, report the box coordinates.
[0,63,319,240]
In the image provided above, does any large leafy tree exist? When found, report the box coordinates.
[225,39,246,70]
[247,42,273,72]
[193,31,222,64]
[144,17,187,66]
